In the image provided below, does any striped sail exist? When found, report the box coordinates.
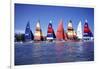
[83,19,93,40]
[34,20,43,41]
[67,20,74,39]
[47,21,56,40]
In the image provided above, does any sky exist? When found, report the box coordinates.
[15,3,94,36]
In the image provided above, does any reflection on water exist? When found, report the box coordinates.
[15,41,94,65]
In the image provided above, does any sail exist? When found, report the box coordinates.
[68,20,73,30]
[56,19,65,40]
[47,21,56,40]
[34,20,43,41]
[83,19,93,40]
[77,21,83,39]
[67,20,74,39]
[24,22,33,41]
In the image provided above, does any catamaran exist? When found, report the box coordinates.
[77,20,83,40]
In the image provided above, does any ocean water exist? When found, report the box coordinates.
[15,41,94,65]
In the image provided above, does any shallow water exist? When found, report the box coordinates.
[15,41,94,65]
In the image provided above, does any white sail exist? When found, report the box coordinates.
[77,21,83,39]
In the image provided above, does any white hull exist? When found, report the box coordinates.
[83,37,94,41]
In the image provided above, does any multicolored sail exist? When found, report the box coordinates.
[83,20,93,40]
[46,20,56,41]
[24,22,33,41]
[56,19,65,40]
[34,20,43,41]
[67,20,75,40]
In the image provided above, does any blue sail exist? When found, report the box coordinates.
[24,22,33,41]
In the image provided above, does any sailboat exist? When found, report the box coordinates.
[34,20,43,41]
[77,20,83,40]
[24,22,33,42]
[83,19,94,41]
[46,20,56,41]
[67,20,75,40]
[56,19,65,41]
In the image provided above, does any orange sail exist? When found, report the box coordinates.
[56,19,65,40]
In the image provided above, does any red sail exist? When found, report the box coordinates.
[47,24,53,33]
[84,22,90,33]
[56,20,65,40]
